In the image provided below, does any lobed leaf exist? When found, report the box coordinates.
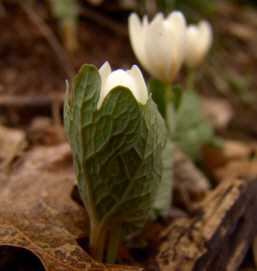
[152,138,173,217]
[64,64,168,235]
[175,90,214,160]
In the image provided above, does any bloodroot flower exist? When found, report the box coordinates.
[128,11,187,84]
[185,20,213,68]
[97,61,148,109]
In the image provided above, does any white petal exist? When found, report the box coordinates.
[128,11,187,83]
[198,20,213,57]
[185,25,199,67]
[144,11,186,83]
[144,13,172,82]
[185,20,213,68]
[99,61,111,85]
[128,13,150,71]
[151,12,165,23]
[97,61,112,109]
[166,11,187,78]
[167,11,186,28]
[127,65,148,104]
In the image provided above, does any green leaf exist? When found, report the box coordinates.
[152,137,173,217]
[175,90,214,160]
[64,64,168,237]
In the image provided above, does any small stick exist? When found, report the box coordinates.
[0,94,64,107]
[19,1,76,83]
[81,6,128,37]
[0,93,66,141]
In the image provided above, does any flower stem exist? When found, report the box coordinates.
[164,84,176,139]
[106,222,122,264]
[164,83,172,104]
[186,68,196,90]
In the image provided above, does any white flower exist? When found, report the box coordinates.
[97,61,148,109]
[185,20,213,68]
[128,11,187,84]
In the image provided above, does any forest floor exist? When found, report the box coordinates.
[0,0,257,270]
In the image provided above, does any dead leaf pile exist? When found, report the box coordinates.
[0,143,142,271]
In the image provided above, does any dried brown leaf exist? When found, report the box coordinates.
[200,97,234,130]
[203,140,257,182]
[0,143,142,271]
[0,125,27,171]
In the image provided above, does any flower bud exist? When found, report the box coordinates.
[129,11,187,84]
[97,61,148,109]
[185,20,213,68]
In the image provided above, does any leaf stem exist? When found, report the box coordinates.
[106,222,122,264]
[89,222,107,262]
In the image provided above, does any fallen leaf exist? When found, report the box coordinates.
[215,158,257,183]
[203,139,257,180]
[200,96,234,130]
[0,125,27,170]
[0,143,142,271]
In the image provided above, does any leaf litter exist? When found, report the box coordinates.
[0,142,142,271]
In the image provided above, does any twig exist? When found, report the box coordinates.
[0,93,66,141]
[19,1,76,83]
[0,94,64,107]
[81,6,128,37]
[51,95,67,142]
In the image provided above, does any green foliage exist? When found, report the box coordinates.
[152,137,173,217]
[174,0,217,21]
[64,64,168,261]
[50,0,78,21]
[175,90,214,160]
[137,0,217,20]
[155,0,174,15]
[149,76,214,162]
[50,0,78,51]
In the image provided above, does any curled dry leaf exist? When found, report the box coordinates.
[0,143,142,271]
[0,125,27,171]
[203,140,257,182]
[200,96,234,130]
